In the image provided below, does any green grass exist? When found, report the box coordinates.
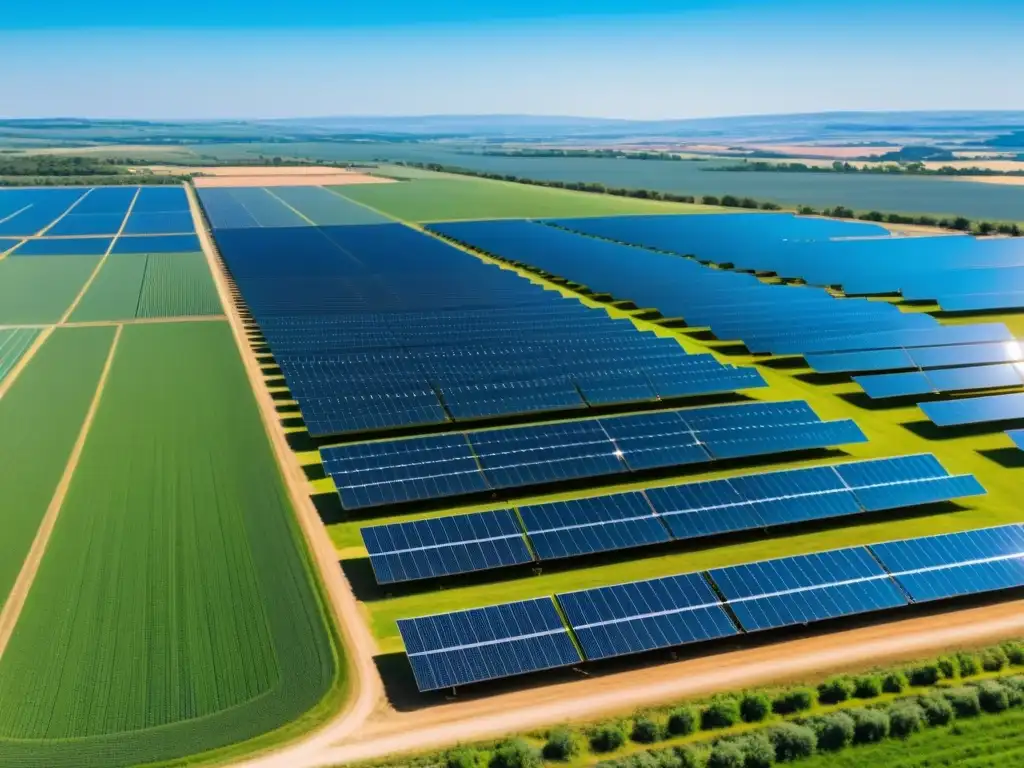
[0,327,40,381]
[0,255,100,324]
[135,252,223,317]
[799,707,1024,767]
[70,252,222,321]
[331,177,719,222]
[0,326,115,610]
[0,322,338,768]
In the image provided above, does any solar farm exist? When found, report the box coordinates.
[3,172,1024,766]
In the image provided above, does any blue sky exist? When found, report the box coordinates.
[4,1,1023,119]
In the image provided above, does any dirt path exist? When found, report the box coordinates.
[0,324,121,660]
[186,185,384,765]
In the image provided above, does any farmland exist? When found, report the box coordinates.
[0,255,101,324]
[0,327,39,382]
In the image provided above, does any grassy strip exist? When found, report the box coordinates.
[0,326,115,609]
[0,255,100,324]
[0,322,338,767]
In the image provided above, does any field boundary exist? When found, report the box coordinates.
[0,324,121,661]
[186,184,382,764]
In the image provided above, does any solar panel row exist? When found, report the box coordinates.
[399,524,1024,690]
[325,401,868,511]
[856,362,1024,400]
[920,392,1024,427]
[361,454,984,584]
[808,341,1024,375]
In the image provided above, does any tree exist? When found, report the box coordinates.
[702,697,741,729]
[977,221,996,235]
[977,681,1010,713]
[888,703,923,738]
[771,688,814,715]
[542,728,579,761]
[853,675,882,699]
[981,648,1008,672]
[817,677,854,705]
[736,734,775,768]
[882,671,908,694]
[489,739,541,768]
[956,652,980,677]
[631,717,663,744]
[1003,641,1024,666]
[590,724,627,753]
[720,195,741,207]
[707,741,745,768]
[740,693,772,723]
[446,747,484,768]
[917,693,954,726]
[908,664,940,687]
[850,709,889,745]
[767,723,816,761]
[951,216,972,231]
[666,707,699,736]
[943,687,981,717]
[702,195,721,205]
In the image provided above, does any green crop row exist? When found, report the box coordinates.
[0,327,39,382]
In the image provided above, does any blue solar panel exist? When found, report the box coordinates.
[301,390,449,437]
[442,379,587,419]
[927,364,1024,393]
[519,492,670,560]
[726,465,861,526]
[871,525,1024,603]
[646,479,753,538]
[920,392,1024,427]
[322,434,489,509]
[398,598,582,691]
[702,420,868,460]
[361,509,533,584]
[856,371,933,400]
[557,573,739,660]
[577,374,659,405]
[807,348,916,375]
[909,341,1024,369]
[709,547,909,631]
[1010,430,1024,450]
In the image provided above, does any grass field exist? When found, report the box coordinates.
[0,327,40,382]
[0,326,115,610]
[798,707,1024,767]
[70,252,221,321]
[0,322,338,767]
[0,255,100,324]
[331,176,719,222]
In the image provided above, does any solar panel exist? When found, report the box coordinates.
[920,392,1024,427]
[871,525,1024,603]
[519,492,670,560]
[701,420,868,460]
[806,348,917,374]
[938,293,1024,313]
[361,509,533,584]
[910,341,1024,369]
[927,364,1024,393]
[397,597,582,691]
[1011,430,1024,450]
[321,434,489,509]
[557,573,739,660]
[725,465,861,526]
[442,379,587,420]
[856,371,933,400]
[576,374,659,405]
[708,547,909,631]
[301,390,449,437]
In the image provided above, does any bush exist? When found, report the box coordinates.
[446,747,484,768]
[771,689,814,715]
[817,677,854,705]
[850,709,890,744]
[908,664,940,687]
[707,742,744,768]
[673,745,704,768]
[882,671,908,694]
[981,648,1008,673]
[1003,642,1024,666]
[767,723,816,762]
[740,693,772,723]
[702,697,741,730]
[702,196,721,206]
[666,707,699,737]
[853,675,882,699]
[918,693,954,726]
[944,687,982,718]
[888,703,923,738]
[977,681,1010,713]
[542,728,579,761]
[936,656,957,680]
[1002,677,1024,707]
[956,653,980,678]
[489,739,541,768]
[813,712,855,751]
[590,724,627,753]
[632,718,663,744]
[736,734,775,768]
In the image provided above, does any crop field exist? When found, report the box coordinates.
[0,326,115,610]
[331,175,717,222]
[0,322,337,767]
[0,327,39,382]
[0,255,101,324]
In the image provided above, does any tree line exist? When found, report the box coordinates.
[392,161,1023,236]
[707,160,1024,177]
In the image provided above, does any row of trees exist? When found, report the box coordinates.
[711,160,1024,177]
[393,161,1023,237]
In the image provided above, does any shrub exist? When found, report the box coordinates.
[740,693,772,723]
[1003,642,1024,666]
[736,734,775,768]
[702,196,721,206]
[943,687,982,718]
[542,728,579,761]
[888,702,923,738]
[956,653,980,678]
[771,689,814,715]
[632,718,663,744]
[813,712,855,751]
[590,724,627,753]
[908,664,940,687]
[853,675,882,699]
[882,671,908,694]
[707,742,744,768]
[981,648,1009,673]
[620,753,659,768]
[767,723,816,762]
[673,745,704,768]
[702,697,741,730]
[977,681,1010,713]
[666,707,699,737]
[489,740,541,768]
[850,709,890,745]
[918,693,954,726]
[936,656,957,679]
[446,747,484,768]
[1001,675,1024,705]
[817,677,854,705]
